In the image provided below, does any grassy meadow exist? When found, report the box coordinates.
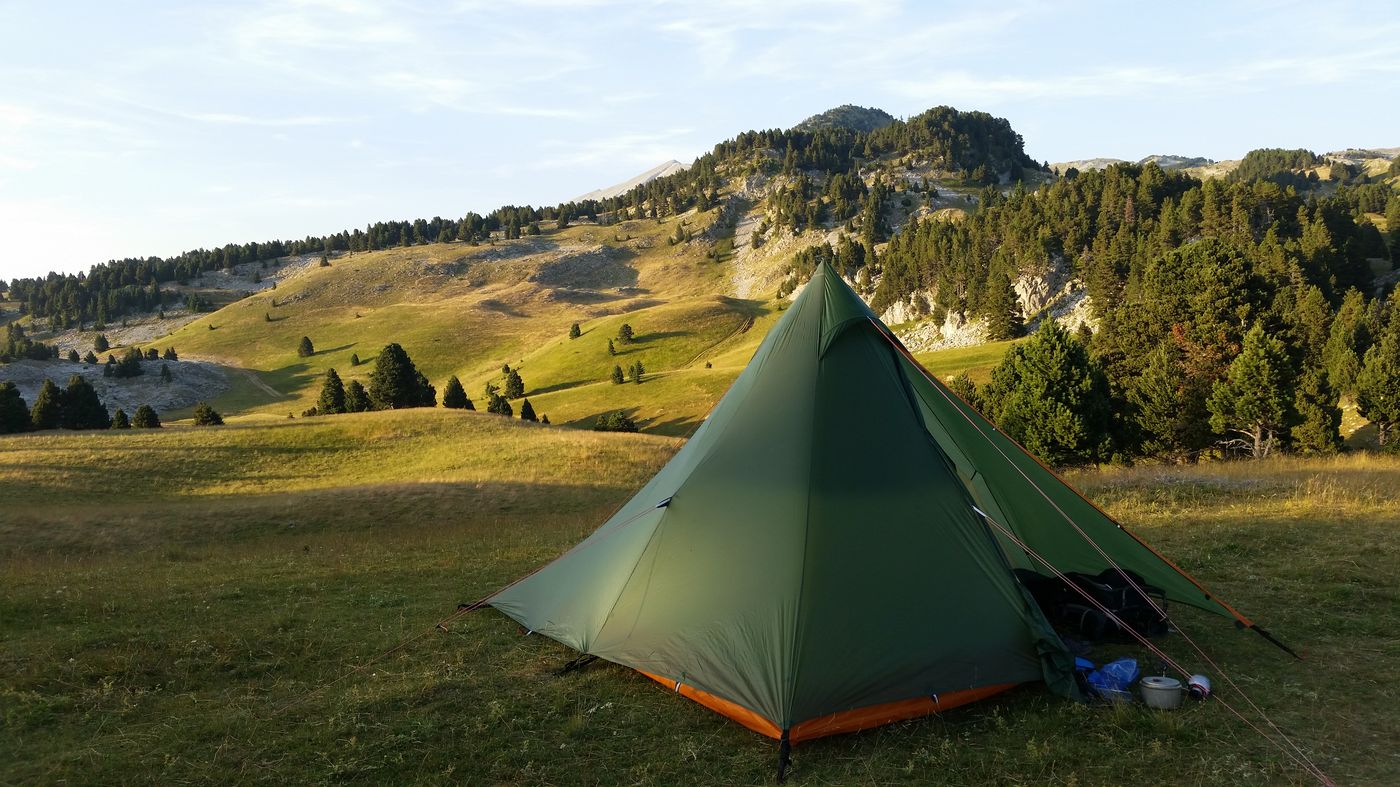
[3,409,1398,785]
[153,217,747,424]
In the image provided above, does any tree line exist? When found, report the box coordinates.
[0,373,224,434]
[305,343,547,425]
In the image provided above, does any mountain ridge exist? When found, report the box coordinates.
[570,159,689,203]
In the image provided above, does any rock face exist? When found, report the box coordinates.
[893,309,989,353]
[570,160,689,203]
[529,245,637,290]
[879,289,935,326]
[0,358,229,419]
[879,255,1097,352]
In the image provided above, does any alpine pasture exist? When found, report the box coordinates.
[3,390,1397,784]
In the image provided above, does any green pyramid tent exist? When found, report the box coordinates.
[489,262,1257,750]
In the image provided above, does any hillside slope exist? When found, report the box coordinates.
[156,213,770,429]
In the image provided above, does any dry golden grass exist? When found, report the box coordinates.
[3,412,1398,784]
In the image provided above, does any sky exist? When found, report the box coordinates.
[2,0,1397,280]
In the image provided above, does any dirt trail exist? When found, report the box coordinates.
[730,203,762,299]
[237,368,281,399]
[187,354,282,399]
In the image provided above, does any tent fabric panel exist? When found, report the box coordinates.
[489,506,667,652]
[638,669,1017,744]
[787,325,1054,724]
[584,278,827,724]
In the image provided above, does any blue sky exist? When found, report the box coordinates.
[2,0,1397,279]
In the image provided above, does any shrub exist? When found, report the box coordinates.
[192,402,224,426]
[593,411,638,432]
[442,376,472,409]
[29,379,63,430]
[132,404,161,428]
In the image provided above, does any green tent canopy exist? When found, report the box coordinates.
[489,261,1254,748]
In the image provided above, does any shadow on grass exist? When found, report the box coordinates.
[524,376,610,397]
[559,406,698,437]
[265,362,318,398]
[478,299,527,318]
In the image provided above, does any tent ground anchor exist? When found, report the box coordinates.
[558,654,599,675]
[776,730,792,783]
[1251,624,1303,660]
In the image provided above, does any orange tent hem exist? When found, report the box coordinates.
[637,670,1017,743]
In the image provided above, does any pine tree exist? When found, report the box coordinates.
[145,347,159,361]
[1208,324,1295,458]
[159,364,173,384]
[297,336,315,357]
[368,343,434,409]
[617,323,635,344]
[83,350,97,364]
[980,269,1023,341]
[540,414,550,425]
[504,369,525,399]
[982,320,1113,464]
[0,381,30,433]
[610,364,625,384]
[1356,330,1400,447]
[132,404,161,428]
[1323,289,1370,395]
[607,339,616,356]
[1290,368,1342,455]
[113,348,143,378]
[569,323,581,339]
[318,368,346,414]
[1127,342,1212,458]
[593,411,638,432]
[1289,285,1331,367]
[519,398,537,421]
[61,375,110,429]
[441,375,470,409]
[66,348,80,362]
[486,393,513,416]
[111,408,130,429]
[193,402,224,426]
[1387,195,1400,255]
[944,374,982,413]
[30,378,63,430]
[93,334,109,352]
[350,352,360,366]
[162,347,178,361]
[630,359,645,383]
[344,379,371,413]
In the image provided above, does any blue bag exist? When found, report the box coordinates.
[1086,657,1139,700]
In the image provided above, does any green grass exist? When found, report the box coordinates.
[3,413,1397,784]
[913,338,1021,385]
[469,296,762,401]
[525,368,738,436]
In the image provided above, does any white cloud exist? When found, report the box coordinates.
[531,127,696,170]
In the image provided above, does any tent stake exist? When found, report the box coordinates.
[776,730,792,783]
